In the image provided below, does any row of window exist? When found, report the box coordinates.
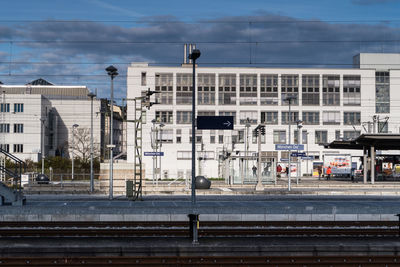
[0,144,23,153]
[0,103,24,113]
[155,111,362,126]
[0,123,24,133]
[153,73,361,106]
[156,128,362,145]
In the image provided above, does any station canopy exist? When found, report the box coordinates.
[324,134,400,150]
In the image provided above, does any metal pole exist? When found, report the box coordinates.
[159,126,163,183]
[306,133,309,174]
[109,76,114,199]
[72,126,75,180]
[191,58,196,206]
[89,93,95,193]
[255,127,263,190]
[152,121,156,185]
[288,100,291,192]
[41,118,45,174]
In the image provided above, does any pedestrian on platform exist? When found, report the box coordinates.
[252,165,257,177]
[277,164,282,174]
[318,167,322,180]
[326,166,332,180]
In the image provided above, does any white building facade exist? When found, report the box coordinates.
[0,81,103,162]
[126,53,400,182]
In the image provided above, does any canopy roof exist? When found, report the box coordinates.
[324,134,400,150]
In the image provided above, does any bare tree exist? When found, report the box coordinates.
[69,128,100,164]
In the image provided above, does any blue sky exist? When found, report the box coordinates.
[1,0,400,100]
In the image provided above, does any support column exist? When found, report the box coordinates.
[363,146,368,184]
[371,145,375,184]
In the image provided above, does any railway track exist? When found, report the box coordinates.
[0,221,397,237]
[0,255,399,266]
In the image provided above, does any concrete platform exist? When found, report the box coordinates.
[1,195,399,222]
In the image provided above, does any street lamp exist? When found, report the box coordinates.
[71,124,79,180]
[40,118,46,175]
[296,120,303,185]
[284,95,297,192]
[88,92,96,193]
[189,48,200,244]
[106,65,118,200]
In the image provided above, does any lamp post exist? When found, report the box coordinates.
[244,118,251,181]
[106,65,118,200]
[40,118,46,175]
[189,48,200,244]
[71,124,79,180]
[284,96,296,192]
[158,122,165,183]
[88,92,96,193]
[296,120,303,185]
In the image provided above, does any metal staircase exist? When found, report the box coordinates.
[0,148,26,206]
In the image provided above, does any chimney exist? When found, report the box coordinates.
[188,44,193,64]
[183,44,187,64]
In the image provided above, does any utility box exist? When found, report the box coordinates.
[126,180,133,198]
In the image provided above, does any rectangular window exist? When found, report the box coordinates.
[322,75,340,106]
[176,129,182,143]
[0,144,9,152]
[210,130,216,144]
[302,75,320,105]
[252,130,266,144]
[218,130,224,144]
[261,111,278,124]
[335,130,341,140]
[176,111,192,124]
[315,131,327,144]
[323,111,340,125]
[378,121,389,133]
[273,130,286,144]
[294,130,300,144]
[0,123,10,133]
[237,130,245,144]
[13,123,23,133]
[14,103,24,113]
[343,112,361,125]
[239,111,257,124]
[13,144,23,153]
[141,72,147,86]
[155,73,173,105]
[260,74,278,105]
[302,111,319,125]
[218,74,236,105]
[343,75,361,105]
[0,103,10,112]
[158,129,173,143]
[281,111,299,125]
[155,111,173,124]
[198,111,216,117]
[176,73,192,104]
[343,131,361,141]
[239,74,257,105]
[198,73,216,105]
[281,75,299,105]
[177,151,192,160]
[376,71,390,113]
[219,111,236,125]
[302,130,308,144]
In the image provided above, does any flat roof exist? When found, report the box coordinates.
[324,134,400,150]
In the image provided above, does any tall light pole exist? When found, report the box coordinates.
[158,122,165,183]
[284,96,296,192]
[88,92,96,193]
[71,124,79,180]
[106,65,118,200]
[245,118,251,181]
[40,118,46,175]
[189,48,200,244]
[296,120,303,185]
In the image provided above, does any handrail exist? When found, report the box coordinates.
[0,148,24,165]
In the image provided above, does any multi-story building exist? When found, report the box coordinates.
[0,79,123,163]
[126,53,400,183]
